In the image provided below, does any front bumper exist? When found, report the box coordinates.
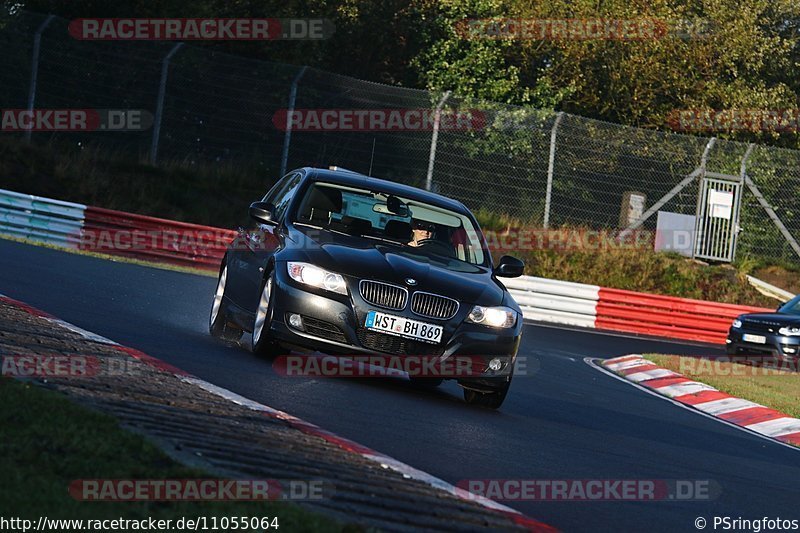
[266,265,521,390]
[726,328,800,362]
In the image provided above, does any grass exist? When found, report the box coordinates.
[0,377,347,529]
[645,354,800,419]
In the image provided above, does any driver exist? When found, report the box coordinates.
[409,219,435,247]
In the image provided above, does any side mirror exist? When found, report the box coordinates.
[494,255,524,278]
[249,201,277,226]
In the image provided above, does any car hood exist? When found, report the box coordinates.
[740,312,800,324]
[283,225,507,306]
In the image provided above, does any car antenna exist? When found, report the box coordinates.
[368,138,376,176]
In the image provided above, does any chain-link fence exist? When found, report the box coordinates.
[3,11,800,264]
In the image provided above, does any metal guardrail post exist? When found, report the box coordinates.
[425,90,452,192]
[280,66,308,178]
[150,42,184,166]
[543,112,564,228]
[24,14,55,144]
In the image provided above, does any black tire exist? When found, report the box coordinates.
[209,263,243,342]
[463,378,511,409]
[252,270,281,358]
[725,344,738,355]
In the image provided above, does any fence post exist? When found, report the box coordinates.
[543,111,565,228]
[280,66,308,177]
[24,14,55,144]
[425,90,452,191]
[730,143,755,261]
[150,42,184,166]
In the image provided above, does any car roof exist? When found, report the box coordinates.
[297,167,470,214]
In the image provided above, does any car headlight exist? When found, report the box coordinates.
[287,262,347,295]
[778,326,800,336]
[466,305,516,328]
[731,319,742,329]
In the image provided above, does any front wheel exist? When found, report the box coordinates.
[463,378,512,409]
[252,271,281,357]
[209,264,242,342]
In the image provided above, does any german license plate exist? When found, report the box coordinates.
[365,311,443,344]
[743,333,767,344]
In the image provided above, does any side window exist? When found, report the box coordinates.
[262,173,302,222]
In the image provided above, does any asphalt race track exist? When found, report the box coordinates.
[2,238,799,532]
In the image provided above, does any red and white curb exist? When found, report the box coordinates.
[594,354,800,449]
[0,293,555,532]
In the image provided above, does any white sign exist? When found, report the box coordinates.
[708,189,733,220]
[655,211,696,257]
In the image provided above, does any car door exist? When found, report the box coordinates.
[227,172,304,313]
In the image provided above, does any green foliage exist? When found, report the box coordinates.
[8,0,800,148]
[515,244,776,307]
[0,136,272,228]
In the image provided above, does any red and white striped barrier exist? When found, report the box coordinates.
[0,188,772,343]
[594,288,768,344]
[504,276,770,344]
[602,355,800,449]
[81,206,235,270]
[0,188,234,271]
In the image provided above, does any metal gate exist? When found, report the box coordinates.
[693,173,742,262]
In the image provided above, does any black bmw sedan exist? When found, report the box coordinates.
[727,294,800,364]
[209,167,525,408]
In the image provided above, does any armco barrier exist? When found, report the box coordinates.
[595,288,770,344]
[502,276,599,329]
[504,277,771,344]
[82,206,236,270]
[0,188,775,344]
[0,188,234,271]
[0,189,85,248]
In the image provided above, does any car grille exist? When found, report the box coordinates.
[411,291,459,320]
[356,328,443,356]
[742,320,783,334]
[359,280,408,310]
[301,316,348,343]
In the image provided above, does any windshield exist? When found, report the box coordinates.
[292,181,488,267]
[778,295,800,315]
